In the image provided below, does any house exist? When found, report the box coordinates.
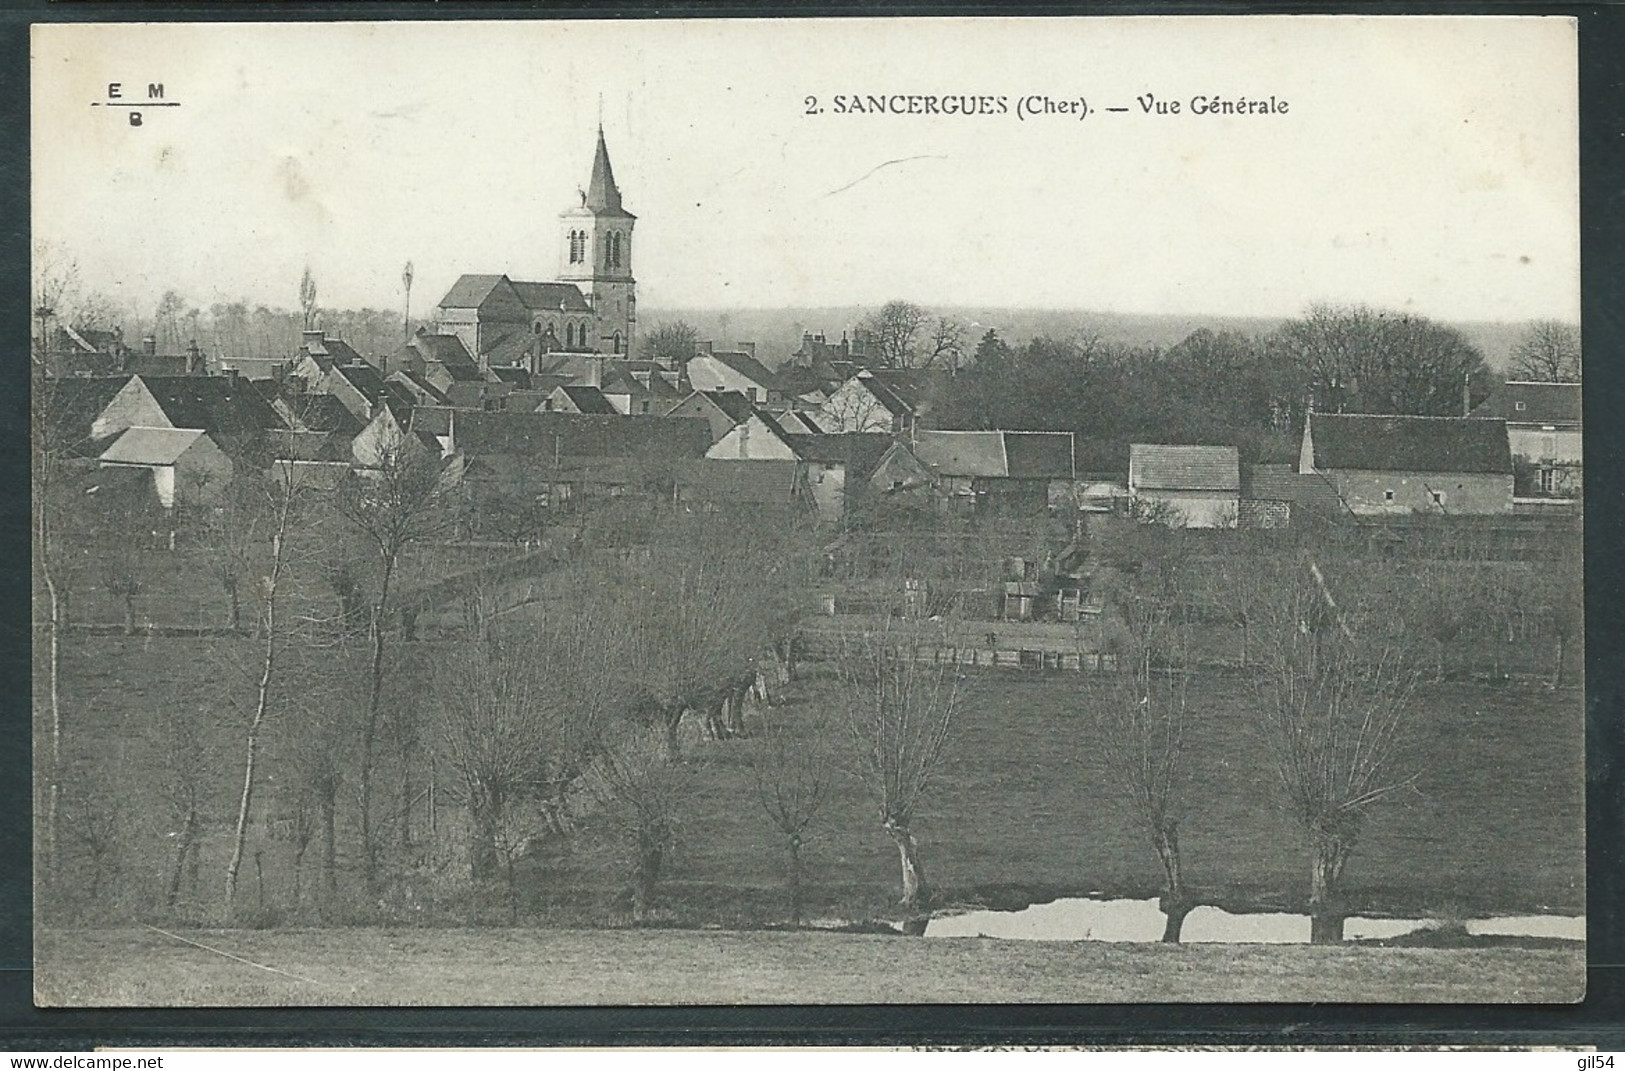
[1128,444,1241,528]
[1239,462,1347,528]
[98,426,233,509]
[818,370,918,434]
[668,390,759,444]
[870,430,1076,515]
[779,433,893,523]
[390,331,488,396]
[288,330,367,385]
[543,384,619,415]
[43,325,128,377]
[92,374,285,450]
[40,375,134,457]
[673,459,812,516]
[263,392,366,463]
[686,344,781,406]
[352,403,440,469]
[1473,381,1582,498]
[449,410,711,515]
[1297,412,1513,515]
[706,411,799,460]
[601,363,687,416]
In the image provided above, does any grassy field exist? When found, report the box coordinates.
[33,926,1586,1005]
[43,626,1584,929]
[539,671,1585,925]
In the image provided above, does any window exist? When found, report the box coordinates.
[532,322,541,335]
[1537,467,1556,494]
[1383,489,1395,502]
[1514,400,1527,411]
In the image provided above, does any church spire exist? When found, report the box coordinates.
[584,126,624,215]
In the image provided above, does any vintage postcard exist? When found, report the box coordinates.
[30,16,1583,1005]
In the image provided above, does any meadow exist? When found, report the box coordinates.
[41,630,1585,929]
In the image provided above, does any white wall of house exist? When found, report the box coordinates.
[1132,490,1239,528]
[707,415,796,461]
[688,356,769,403]
[93,378,169,440]
[818,377,895,433]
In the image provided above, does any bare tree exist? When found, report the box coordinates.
[586,720,690,924]
[1249,560,1420,943]
[1509,319,1581,383]
[1098,587,1192,941]
[640,320,699,368]
[837,619,963,911]
[858,301,930,368]
[748,702,836,925]
[224,465,304,921]
[332,442,458,890]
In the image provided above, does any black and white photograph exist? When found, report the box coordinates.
[29,15,1584,1005]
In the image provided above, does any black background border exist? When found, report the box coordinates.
[2,0,1621,1049]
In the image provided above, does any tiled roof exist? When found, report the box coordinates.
[437,274,510,310]
[705,390,757,424]
[331,362,387,405]
[1003,432,1075,480]
[1129,444,1240,492]
[674,459,807,507]
[1241,463,1346,514]
[389,370,449,405]
[288,393,365,436]
[780,433,893,478]
[1307,413,1511,475]
[510,280,592,314]
[911,430,1008,478]
[41,376,134,455]
[694,350,780,391]
[558,385,620,414]
[138,375,286,434]
[1475,381,1582,427]
[412,332,477,368]
[100,426,209,466]
[453,411,712,461]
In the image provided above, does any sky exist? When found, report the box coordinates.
[32,16,1579,323]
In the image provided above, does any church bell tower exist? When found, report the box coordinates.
[559,128,637,356]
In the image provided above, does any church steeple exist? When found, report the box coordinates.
[584,127,633,218]
[559,128,637,355]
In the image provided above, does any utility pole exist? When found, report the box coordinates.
[402,260,415,342]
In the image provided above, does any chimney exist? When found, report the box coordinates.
[1462,371,1472,418]
[185,340,201,375]
[696,341,714,356]
[585,356,603,388]
[142,335,157,357]
[738,419,750,459]
[737,342,756,359]
[302,328,323,348]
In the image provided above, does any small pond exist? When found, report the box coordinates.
[923,897,1585,943]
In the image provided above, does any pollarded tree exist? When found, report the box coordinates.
[1509,320,1581,383]
[837,618,964,911]
[1098,586,1192,941]
[748,701,837,925]
[1248,559,1420,943]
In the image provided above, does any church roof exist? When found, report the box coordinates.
[437,274,511,311]
[510,280,592,314]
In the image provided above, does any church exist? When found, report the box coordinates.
[433,129,637,367]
